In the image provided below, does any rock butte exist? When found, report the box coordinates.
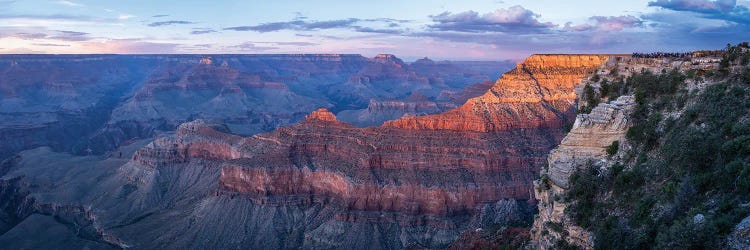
[132,54,612,218]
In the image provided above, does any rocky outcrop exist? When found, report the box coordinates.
[545,96,635,189]
[132,120,247,168]
[728,215,750,249]
[372,54,406,66]
[530,95,636,249]
[306,108,339,122]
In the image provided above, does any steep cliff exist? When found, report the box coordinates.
[531,44,750,249]
[531,96,635,249]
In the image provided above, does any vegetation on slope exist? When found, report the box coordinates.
[566,43,750,249]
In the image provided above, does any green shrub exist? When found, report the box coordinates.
[591,74,601,83]
[567,165,600,228]
[579,83,599,114]
[600,79,610,98]
[545,221,565,233]
[613,167,644,195]
[606,141,619,156]
[538,174,551,191]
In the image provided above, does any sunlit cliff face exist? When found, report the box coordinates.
[384,55,610,131]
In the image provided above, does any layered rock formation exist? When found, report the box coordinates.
[530,96,636,249]
[0,54,612,249]
[105,54,612,248]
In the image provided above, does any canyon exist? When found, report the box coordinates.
[1,53,609,248]
[4,50,745,249]
[0,54,511,158]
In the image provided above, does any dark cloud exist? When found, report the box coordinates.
[225,21,299,32]
[225,19,358,32]
[649,0,750,23]
[0,28,91,41]
[271,41,317,46]
[641,10,750,46]
[429,6,555,33]
[223,18,409,34]
[564,15,643,32]
[50,30,90,41]
[152,14,169,18]
[649,0,736,13]
[362,18,412,23]
[12,32,46,39]
[352,26,404,34]
[148,20,195,27]
[190,28,216,35]
[229,42,278,51]
[305,19,358,29]
[0,13,104,22]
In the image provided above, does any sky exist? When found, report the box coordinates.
[0,0,748,60]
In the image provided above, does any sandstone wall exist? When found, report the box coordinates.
[530,96,636,249]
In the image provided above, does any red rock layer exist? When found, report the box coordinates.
[132,121,248,168]
[214,114,544,215]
